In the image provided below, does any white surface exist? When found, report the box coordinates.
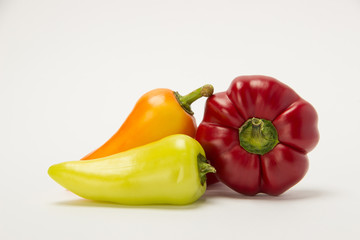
[1,0,359,239]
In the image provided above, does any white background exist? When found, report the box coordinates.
[1,0,359,239]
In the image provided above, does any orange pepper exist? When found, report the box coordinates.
[81,85,214,160]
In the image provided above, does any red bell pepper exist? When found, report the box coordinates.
[196,75,319,195]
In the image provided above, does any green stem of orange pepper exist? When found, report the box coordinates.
[174,84,214,115]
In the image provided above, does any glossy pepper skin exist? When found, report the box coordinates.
[49,134,215,205]
[82,85,213,160]
[196,75,319,195]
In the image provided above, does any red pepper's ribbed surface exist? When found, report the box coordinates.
[196,76,319,195]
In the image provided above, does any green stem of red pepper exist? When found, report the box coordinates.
[239,117,279,155]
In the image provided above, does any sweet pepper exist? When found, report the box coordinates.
[196,75,319,195]
[82,85,213,160]
[48,134,215,205]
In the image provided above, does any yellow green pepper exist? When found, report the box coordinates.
[48,134,215,205]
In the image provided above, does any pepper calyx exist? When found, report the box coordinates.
[197,153,216,186]
[238,117,279,155]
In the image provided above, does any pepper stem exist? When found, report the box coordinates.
[250,118,263,139]
[174,84,214,115]
[197,153,216,186]
[239,117,279,155]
